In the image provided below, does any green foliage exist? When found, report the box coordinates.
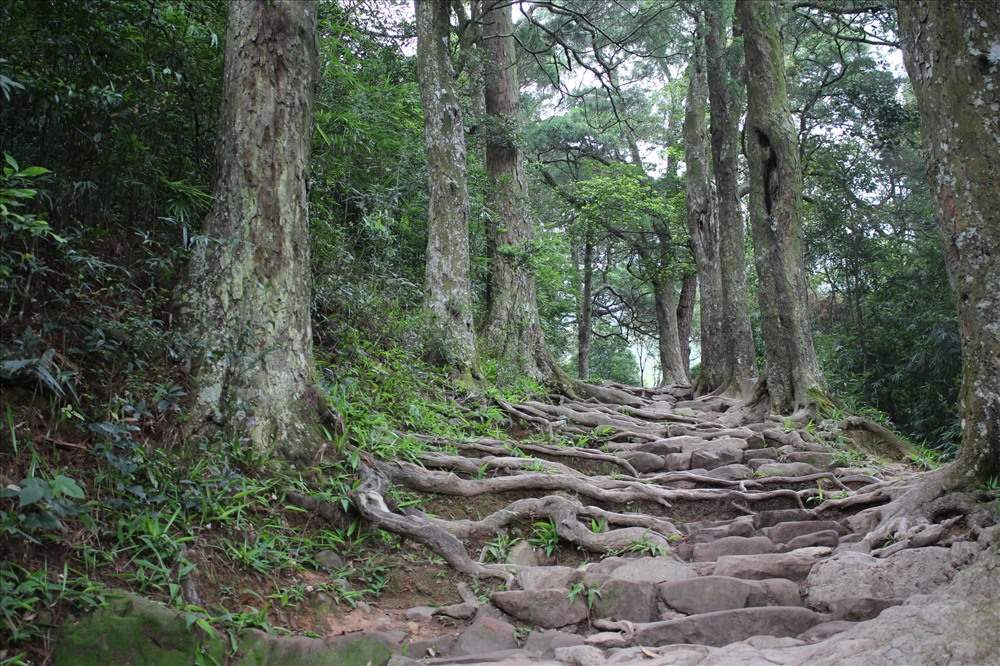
[528,519,560,557]
[0,473,86,541]
[482,532,520,564]
[567,582,601,609]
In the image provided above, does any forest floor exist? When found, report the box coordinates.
[6,377,1000,665]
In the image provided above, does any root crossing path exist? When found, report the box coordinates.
[335,384,1000,666]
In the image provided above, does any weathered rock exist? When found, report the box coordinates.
[554,645,607,666]
[806,547,957,620]
[633,607,829,647]
[636,440,683,456]
[782,530,840,551]
[51,593,397,666]
[620,450,665,472]
[693,536,776,562]
[451,615,518,656]
[314,549,346,571]
[703,464,754,481]
[742,447,779,463]
[658,576,800,615]
[686,516,755,543]
[690,447,743,470]
[713,547,832,581]
[608,556,697,584]
[664,452,692,471]
[491,589,587,628]
[522,629,585,658]
[592,578,658,622]
[404,606,436,623]
[797,619,857,642]
[762,520,846,543]
[506,541,540,567]
[756,462,820,478]
[784,451,835,468]
[516,565,581,591]
[753,509,817,528]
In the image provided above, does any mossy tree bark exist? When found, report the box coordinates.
[179,0,318,459]
[896,0,1000,483]
[683,23,725,392]
[737,0,822,413]
[705,0,757,392]
[482,0,556,381]
[653,276,689,386]
[577,234,594,381]
[415,0,480,380]
[677,274,697,379]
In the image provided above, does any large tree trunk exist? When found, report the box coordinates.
[577,236,594,380]
[737,0,822,414]
[705,1,757,392]
[676,274,697,379]
[683,24,725,392]
[416,0,479,380]
[482,0,553,380]
[653,277,689,386]
[896,0,1000,483]
[178,0,318,459]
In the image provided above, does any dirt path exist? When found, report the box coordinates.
[315,383,997,665]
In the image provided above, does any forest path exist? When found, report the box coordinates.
[331,383,992,665]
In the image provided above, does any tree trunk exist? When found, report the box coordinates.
[896,0,1000,483]
[178,0,318,459]
[416,0,479,380]
[683,24,725,392]
[654,277,688,386]
[482,0,553,380]
[676,274,697,379]
[737,0,822,413]
[705,1,757,391]
[577,236,594,380]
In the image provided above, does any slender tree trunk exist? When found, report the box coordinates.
[896,0,1000,483]
[676,274,697,379]
[178,0,318,458]
[737,0,822,413]
[481,0,553,380]
[416,0,479,380]
[577,236,594,380]
[705,0,756,391]
[683,24,725,391]
[654,277,688,386]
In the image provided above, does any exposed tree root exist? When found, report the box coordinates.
[292,455,512,582]
[837,465,997,553]
[376,458,808,509]
[411,434,640,476]
[417,451,583,477]
[406,495,679,555]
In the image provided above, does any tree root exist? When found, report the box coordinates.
[838,465,997,553]
[292,455,512,582]
[407,494,680,555]
[411,434,640,476]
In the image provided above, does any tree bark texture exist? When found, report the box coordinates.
[482,0,553,380]
[683,25,725,391]
[654,277,688,386]
[705,0,757,391]
[416,0,479,379]
[577,236,594,380]
[896,0,1000,482]
[737,0,822,413]
[179,0,318,458]
[676,273,697,379]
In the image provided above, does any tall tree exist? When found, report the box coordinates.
[481,0,554,380]
[415,0,479,380]
[737,0,822,413]
[896,0,999,483]
[683,22,725,391]
[179,0,318,457]
[705,0,756,392]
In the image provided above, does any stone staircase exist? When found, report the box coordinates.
[380,384,997,665]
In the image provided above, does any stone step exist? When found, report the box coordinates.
[712,547,832,581]
[691,535,776,561]
[658,576,801,615]
[491,589,587,628]
[632,606,829,648]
